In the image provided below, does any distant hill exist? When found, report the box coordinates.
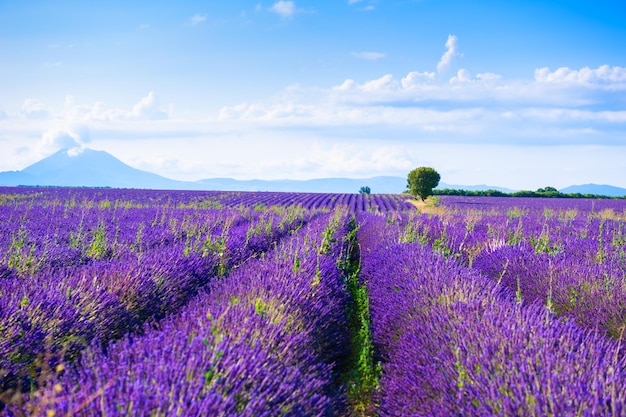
[195,176,408,193]
[436,183,515,193]
[559,184,626,197]
[0,149,187,189]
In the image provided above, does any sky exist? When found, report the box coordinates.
[1,0,625,190]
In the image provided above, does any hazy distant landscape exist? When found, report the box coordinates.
[2,148,625,197]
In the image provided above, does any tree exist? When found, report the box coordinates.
[407,167,440,201]
[537,186,558,193]
[359,186,371,195]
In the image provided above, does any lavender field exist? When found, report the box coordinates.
[2,187,626,416]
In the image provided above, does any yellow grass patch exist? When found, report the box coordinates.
[406,197,447,215]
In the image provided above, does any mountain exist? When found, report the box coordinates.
[559,184,626,197]
[0,148,188,189]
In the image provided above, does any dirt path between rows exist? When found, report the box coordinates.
[406,197,446,215]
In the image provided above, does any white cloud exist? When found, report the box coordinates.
[351,51,386,60]
[40,124,91,153]
[448,69,501,84]
[189,14,207,26]
[450,68,472,83]
[436,34,460,74]
[270,1,296,18]
[331,74,400,94]
[534,65,626,89]
[131,92,169,120]
[401,71,436,88]
[333,79,357,91]
[63,92,169,121]
[518,108,626,123]
[217,51,626,151]
[21,99,49,120]
[360,74,398,92]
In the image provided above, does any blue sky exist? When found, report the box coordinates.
[1,0,625,190]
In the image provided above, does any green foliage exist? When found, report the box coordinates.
[86,223,109,259]
[7,225,40,276]
[536,186,558,193]
[342,216,380,414]
[435,188,509,197]
[407,167,441,201]
[359,186,371,195]
[434,186,625,199]
[318,209,342,255]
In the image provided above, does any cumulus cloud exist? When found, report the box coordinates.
[352,51,386,60]
[449,69,501,84]
[436,34,460,74]
[131,92,169,120]
[270,1,296,18]
[534,65,626,89]
[21,99,49,120]
[331,74,400,94]
[401,71,436,88]
[40,124,91,153]
[217,42,626,150]
[64,92,169,121]
[189,14,207,25]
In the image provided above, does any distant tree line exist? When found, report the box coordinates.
[433,187,625,200]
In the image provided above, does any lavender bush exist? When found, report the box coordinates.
[3,188,626,416]
[358,212,626,416]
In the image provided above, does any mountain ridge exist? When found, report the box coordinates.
[1,148,624,196]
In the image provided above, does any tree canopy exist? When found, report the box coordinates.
[407,167,440,201]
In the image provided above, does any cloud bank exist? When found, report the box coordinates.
[64,92,170,122]
[2,36,625,189]
[218,36,626,148]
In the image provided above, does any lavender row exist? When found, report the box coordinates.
[357,212,626,415]
[9,210,354,416]
[440,195,626,214]
[396,200,626,337]
[0,187,414,213]
[1,205,312,395]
